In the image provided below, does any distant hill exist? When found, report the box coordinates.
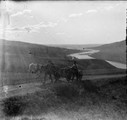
[89,40,126,64]
[48,44,102,50]
[0,40,79,58]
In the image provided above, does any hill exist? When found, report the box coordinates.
[0,40,79,72]
[48,44,102,50]
[89,40,126,64]
[0,40,125,74]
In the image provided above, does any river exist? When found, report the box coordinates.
[69,49,126,69]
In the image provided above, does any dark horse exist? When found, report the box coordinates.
[57,67,83,82]
[41,64,60,84]
[67,67,83,82]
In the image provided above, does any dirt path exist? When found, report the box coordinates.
[83,74,126,80]
[0,74,126,100]
[0,82,42,99]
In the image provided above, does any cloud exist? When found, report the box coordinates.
[58,17,68,22]
[11,9,32,17]
[4,27,30,33]
[96,3,122,12]
[69,13,83,18]
[86,9,98,13]
[23,26,38,33]
[9,27,24,32]
[104,6,114,10]
[56,32,65,35]
[40,22,57,28]
[31,21,58,29]
[0,21,58,34]
[0,26,37,33]
[56,13,83,24]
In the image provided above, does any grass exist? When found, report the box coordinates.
[0,77,127,120]
[90,40,126,64]
[0,72,43,86]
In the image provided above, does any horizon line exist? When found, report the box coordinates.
[0,39,125,45]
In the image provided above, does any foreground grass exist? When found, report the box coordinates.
[0,77,127,120]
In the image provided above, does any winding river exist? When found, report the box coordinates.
[69,49,126,69]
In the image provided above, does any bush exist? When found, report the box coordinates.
[52,83,79,100]
[1,96,27,117]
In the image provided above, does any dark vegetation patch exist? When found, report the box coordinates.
[51,83,79,101]
[100,77,127,100]
[93,76,127,87]
[1,96,27,117]
[78,80,101,94]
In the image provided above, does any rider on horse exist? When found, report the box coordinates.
[71,60,79,81]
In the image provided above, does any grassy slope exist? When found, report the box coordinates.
[0,77,127,120]
[0,40,79,72]
[89,40,126,64]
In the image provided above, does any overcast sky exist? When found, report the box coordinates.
[0,1,126,44]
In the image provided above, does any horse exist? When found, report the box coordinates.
[61,67,83,82]
[41,64,60,84]
[41,65,74,84]
[58,67,74,82]
[28,63,43,78]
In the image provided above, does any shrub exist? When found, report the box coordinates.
[1,96,27,117]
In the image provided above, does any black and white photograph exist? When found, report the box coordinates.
[0,0,127,120]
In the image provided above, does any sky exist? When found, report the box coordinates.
[0,1,127,44]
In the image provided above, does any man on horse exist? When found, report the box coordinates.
[70,60,79,81]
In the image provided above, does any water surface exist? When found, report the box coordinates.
[69,49,126,69]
